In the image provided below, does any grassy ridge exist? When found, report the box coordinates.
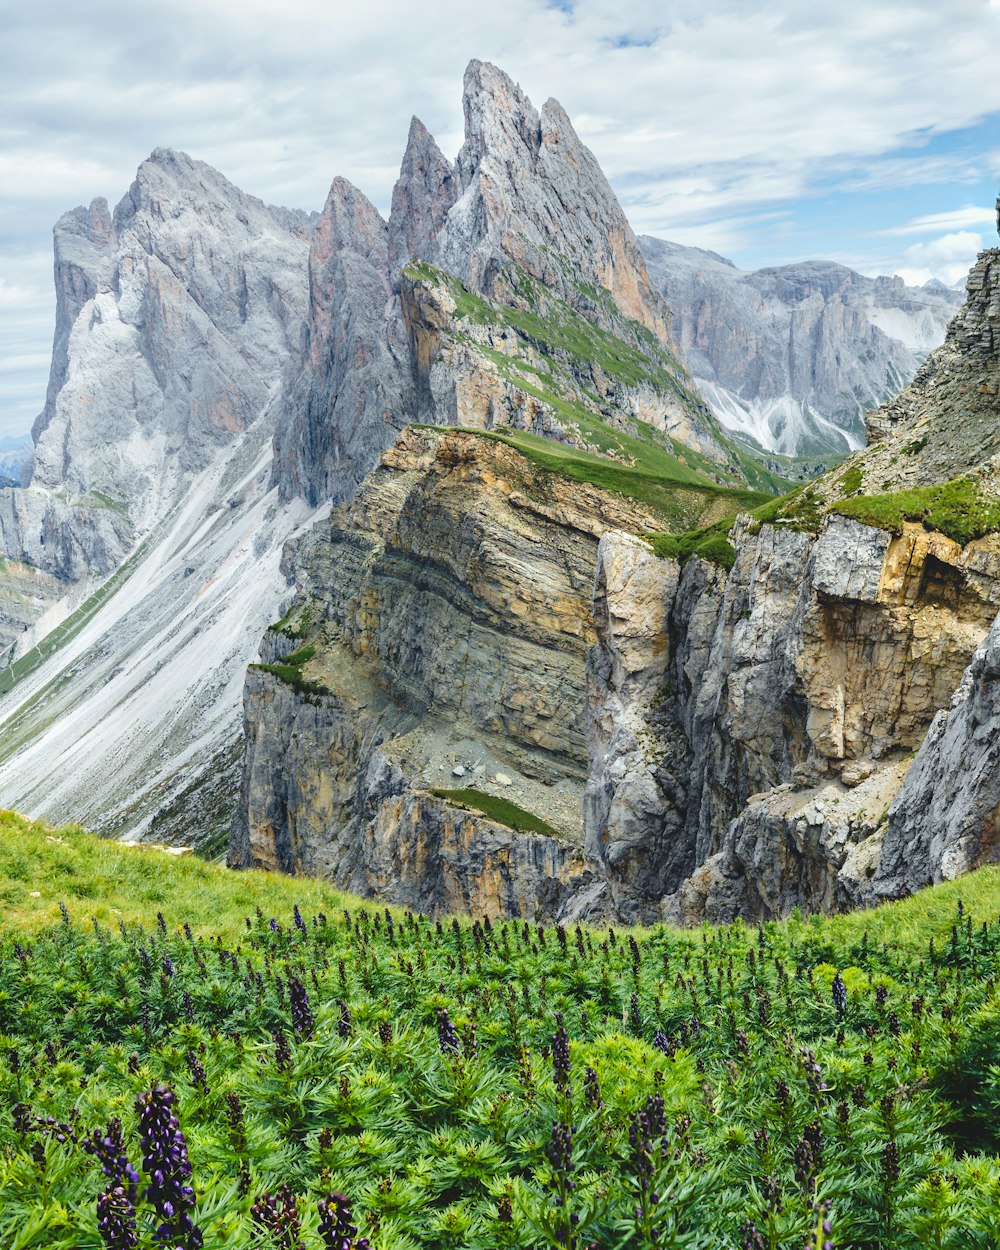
[5,814,1000,1247]
[404,259,795,499]
[419,424,771,534]
[832,476,1000,547]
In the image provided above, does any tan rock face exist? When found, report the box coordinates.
[233,427,664,917]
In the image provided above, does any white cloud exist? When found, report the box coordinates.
[883,206,997,235]
[894,230,984,286]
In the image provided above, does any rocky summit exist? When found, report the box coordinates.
[0,60,997,932]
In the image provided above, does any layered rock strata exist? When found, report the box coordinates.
[233,427,684,917]
[583,517,1000,923]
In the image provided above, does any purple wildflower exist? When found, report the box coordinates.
[288,976,315,1039]
[436,1007,460,1055]
[96,1185,139,1250]
[135,1085,203,1248]
[832,972,848,1017]
[82,1118,140,1201]
[551,1015,571,1094]
[317,1190,371,1250]
[251,1184,305,1249]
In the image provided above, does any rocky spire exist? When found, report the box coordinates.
[430,60,671,343]
[387,117,458,279]
[273,177,411,505]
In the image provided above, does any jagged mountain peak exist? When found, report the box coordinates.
[456,59,543,177]
[389,59,671,343]
[321,176,387,249]
[387,117,456,277]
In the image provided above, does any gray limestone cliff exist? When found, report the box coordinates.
[874,611,1000,898]
[272,177,412,506]
[579,241,1000,923]
[0,148,312,603]
[641,236,962,459]
[580,518,1000,923]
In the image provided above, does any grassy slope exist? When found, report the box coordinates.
[429,789,562,840]
[0,811,359,941]
[647,468,1000,571]
[2,809,997,951]
[5,813,1000,1248]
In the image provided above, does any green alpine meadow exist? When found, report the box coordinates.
[3,816,1000,1248]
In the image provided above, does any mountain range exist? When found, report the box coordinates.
[641,237,962,459]
[0,60,996,926]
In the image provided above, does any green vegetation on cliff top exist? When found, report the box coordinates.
[832,476,1000,547]
[403,259,794,498]
[419,424,771,534]
[250,643,331,699]
[5,812,1000,1247]
[429,788,562,840]
[648,472,1000,571]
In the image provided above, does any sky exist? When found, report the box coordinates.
[2,0,999,440]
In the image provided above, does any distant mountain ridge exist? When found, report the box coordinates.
[641,236,963,458]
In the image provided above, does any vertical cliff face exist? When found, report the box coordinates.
[582,517,1000,923]
[234,426,708,916]
[387,118,458,281]
[874,609,1000,897]
[581,243,1000,923]
[272,178,412,506]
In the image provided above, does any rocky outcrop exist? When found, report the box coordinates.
[842,247,1000,494]
[583,534,684,907]
[231,663,584,919]
[666,763,906,924]
[641,236,962,458]
[874,609,1000,897]
[429,61,672,343]
[0,558,65,656]
[584,516,1000,922]
[387,118,458,280]
[233,426,698,917]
